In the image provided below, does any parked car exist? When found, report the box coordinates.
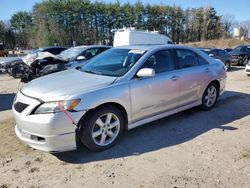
[245,60,250,76]
[13,45,227,152]
[224,48,233,53]
[8,45,110,82]
[0,46,67,75]
[230,45,250,66]
[199,48,232,69]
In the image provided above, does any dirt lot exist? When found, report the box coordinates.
[0,67,250,188]
[186,38,250,49]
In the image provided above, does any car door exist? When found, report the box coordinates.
[210,49,220,60]
[217,49,227,63]
[129,50,180,122]
[174,48,213,106]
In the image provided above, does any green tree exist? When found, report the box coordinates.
[10,11,32,47]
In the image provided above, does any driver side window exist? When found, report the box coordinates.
[84,48,101,59]
[141,50,175,74]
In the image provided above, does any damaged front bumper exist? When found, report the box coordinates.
[12,91,86,152]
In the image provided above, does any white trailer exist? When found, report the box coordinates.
[113,28,173,47]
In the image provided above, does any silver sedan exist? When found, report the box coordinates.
[12,45,227,152]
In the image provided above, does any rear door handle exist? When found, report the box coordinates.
[171,75,179,81]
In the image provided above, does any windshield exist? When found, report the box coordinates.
[29,48,43,54]
[198,48,210,55]
[58,46,86,60]
[232,46,245,52]
[80,48,145,77]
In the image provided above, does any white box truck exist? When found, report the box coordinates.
[113,28,173,47]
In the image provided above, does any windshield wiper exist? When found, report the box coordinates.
[82,69,103,75]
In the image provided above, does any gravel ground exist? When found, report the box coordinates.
[0,67,250,188]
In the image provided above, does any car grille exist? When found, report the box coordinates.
[246,69,250,73]
[14,102,29,113]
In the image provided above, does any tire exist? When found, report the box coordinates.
[225,61,230,70]
[243,59,249,66]
[80,105,124,151]
[9,65,21,78]
[201,83,219,110]
[237,60,243,66]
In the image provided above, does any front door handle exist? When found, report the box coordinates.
[171,75,179,81]
[205,68,210,72]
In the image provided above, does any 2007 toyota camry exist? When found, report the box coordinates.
[13,45,227,152]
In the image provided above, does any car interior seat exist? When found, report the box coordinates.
[85,52,93,59]
[182,55,196,68]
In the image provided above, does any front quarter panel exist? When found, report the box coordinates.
[68,81,132,124]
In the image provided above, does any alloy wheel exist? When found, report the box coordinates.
[204,85,217,108]
[91,113,120,146]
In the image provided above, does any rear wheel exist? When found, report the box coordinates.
[201,83,219,110]
[80,105,124,151]
[243,59,249,66]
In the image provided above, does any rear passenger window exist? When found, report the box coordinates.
[176,49,199,68]
[47,48,65,55]
[209,49,217,56]
[141,50,175,74]
[218,50,225,56]
[197,56,208,65]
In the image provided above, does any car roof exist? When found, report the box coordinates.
[211,48,225,50]
[68,45,111,50]
[114,44,198,51]
[235,45,250,48]
[40,46,67,50]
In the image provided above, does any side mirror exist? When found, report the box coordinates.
[76,56,86,60]
[136,68,155,78]
[209,54,214,57]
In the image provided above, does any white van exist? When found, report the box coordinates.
[113,28,173,47]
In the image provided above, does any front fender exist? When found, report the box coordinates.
[69,82,132,123]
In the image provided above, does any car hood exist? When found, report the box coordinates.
[21,68,117,101]
[0,57,22,64]
[22,52,68,66]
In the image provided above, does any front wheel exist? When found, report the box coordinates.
[9,64,21,78]
[80,105,124,151]
[225,61,230,70]
[201,83,219,110]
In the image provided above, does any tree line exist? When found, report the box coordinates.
[0,0,249,49]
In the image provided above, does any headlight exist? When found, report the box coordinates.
[34,99,81,114]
